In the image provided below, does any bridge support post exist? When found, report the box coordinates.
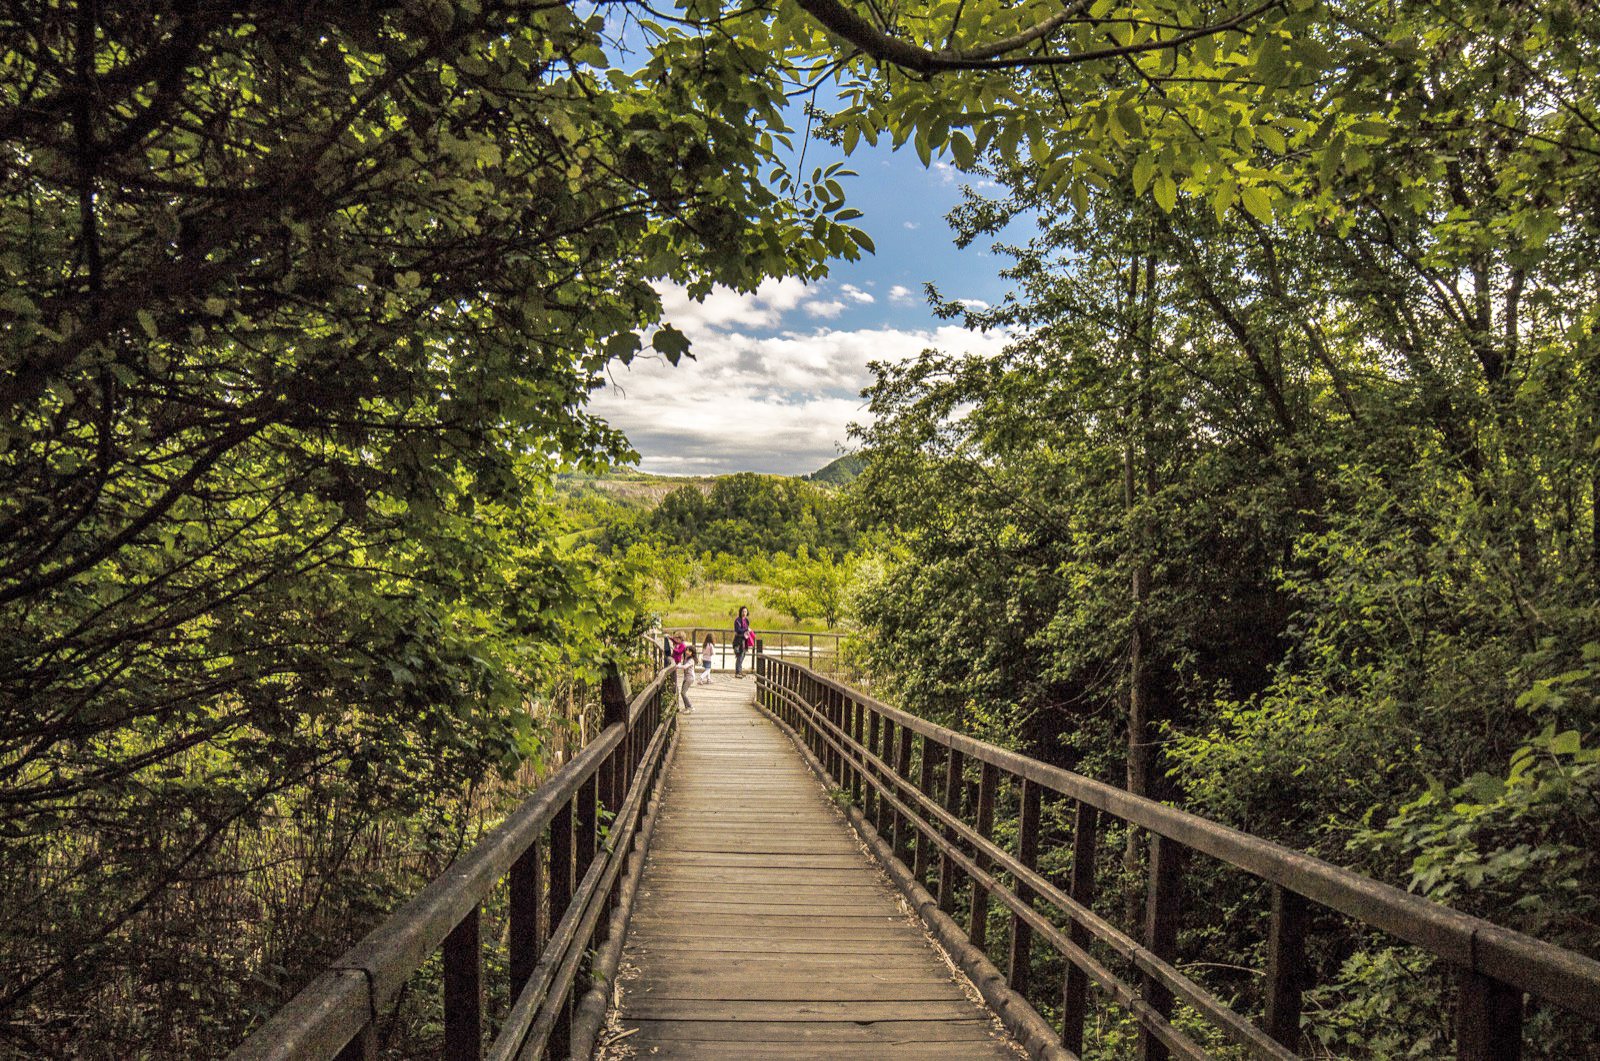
[1138,834,1184,1061]
[509,843,541,993]
[602,663,631,814]
[1265,884,1309,1048]
[1008,779,1041,997]
[1062,802,1099,1055]
[914,741,939,884]
[969,762,998,950]
[334,1025,375,1061]
[442,905,482,1061]
[1456,971,1522,1061]
[892,725,914,860]
[937,749,965,914]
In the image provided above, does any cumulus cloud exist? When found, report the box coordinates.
[840,284,875,304]
[888,284,916,306]
[656,276,810,333]
[592,282,1009,475]
[805,299,846,319]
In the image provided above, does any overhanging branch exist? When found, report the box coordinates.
[793,0,1282,73]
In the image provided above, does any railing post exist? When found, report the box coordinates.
[443,905,482,1061]
[875,717,895,836]
[547,796,575,1058]
[1062,802,1099,1056]
[549,798,573,938]
[601,664,630,816]
[509,842,541,992]
[850,697,865,806]
[892,724,913,860]
[914,740,939,884]
[838,684,851,784]
[1008,779,1041,995]
[1139,833,1184,1061]
[1457,971,1523,1061]
[865,709,882,823]
[937,748,965,914]
[1265,885,1310,1049]
[576,773,599,880]
[969,762,998,950]
[334,1025,375,1061]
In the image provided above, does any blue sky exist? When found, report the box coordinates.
[591,109,1030,477]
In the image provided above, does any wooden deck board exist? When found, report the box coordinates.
[604,676,1019,1059]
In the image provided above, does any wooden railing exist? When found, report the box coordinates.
[756,654,1600,1061]
[670,626,846,673]
[230,662,677,1061]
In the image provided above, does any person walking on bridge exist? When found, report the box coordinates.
[698,633,715,684]
[671,630,696,712]
[732,606,752,679]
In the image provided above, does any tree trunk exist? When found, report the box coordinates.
[1123,254,1158,922]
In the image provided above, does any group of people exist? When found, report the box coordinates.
[669,606,754,711]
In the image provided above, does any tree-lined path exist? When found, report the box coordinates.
[605,678,1019,1059]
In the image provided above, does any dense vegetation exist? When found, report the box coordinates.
[0,3,864,1055]
[831,0,1600,1053]
[4,0,1596,1055]
[566,469,863,627]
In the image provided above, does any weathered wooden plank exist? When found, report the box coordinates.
[625,925,933,942]
[628,958,957,979]
[628,941,942,960]
[626,999,989,1022]
[608,1043,1010,1061]
[624,981,969,1002]
[618,1018,1006,1043]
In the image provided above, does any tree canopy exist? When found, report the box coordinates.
[0,1,866,1050]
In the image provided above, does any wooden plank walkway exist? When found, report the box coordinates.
[603,675,1021,1059]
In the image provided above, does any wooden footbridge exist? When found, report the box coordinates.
[233,642,1600,1061]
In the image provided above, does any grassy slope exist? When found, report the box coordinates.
[658,581,838,634]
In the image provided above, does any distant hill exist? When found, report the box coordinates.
[805,454,864,485]
[556,470,716,508]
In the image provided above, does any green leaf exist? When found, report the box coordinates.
[950,131,975,169]
[605,331,642,362]
[1153,174,1177,212]
[1550,730,1582,756]
[1132,155,1155,196]
[1240,185,1274,222]
[652,325,691,365]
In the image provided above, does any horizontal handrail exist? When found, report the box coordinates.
[757,654,1600,1060]
[231,662,676,1060]
[666,626,847,674]
[657,625,844,639]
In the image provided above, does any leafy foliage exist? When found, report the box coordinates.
[0,1,865,1052]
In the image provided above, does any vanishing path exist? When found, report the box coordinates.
[606,675,1020,1059]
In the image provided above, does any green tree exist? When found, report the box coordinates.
[0,1,869,1048]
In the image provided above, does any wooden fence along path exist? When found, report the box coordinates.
[603,679,1020,1059]
[232,640,1600,1060]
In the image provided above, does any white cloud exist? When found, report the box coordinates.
[956,298,991,311]
[903,221,920,230]
[840,284,875,304]
[805,299,846,319]
[656,276,810,333]
[593,285,1010,475]
[888,284,916,306]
